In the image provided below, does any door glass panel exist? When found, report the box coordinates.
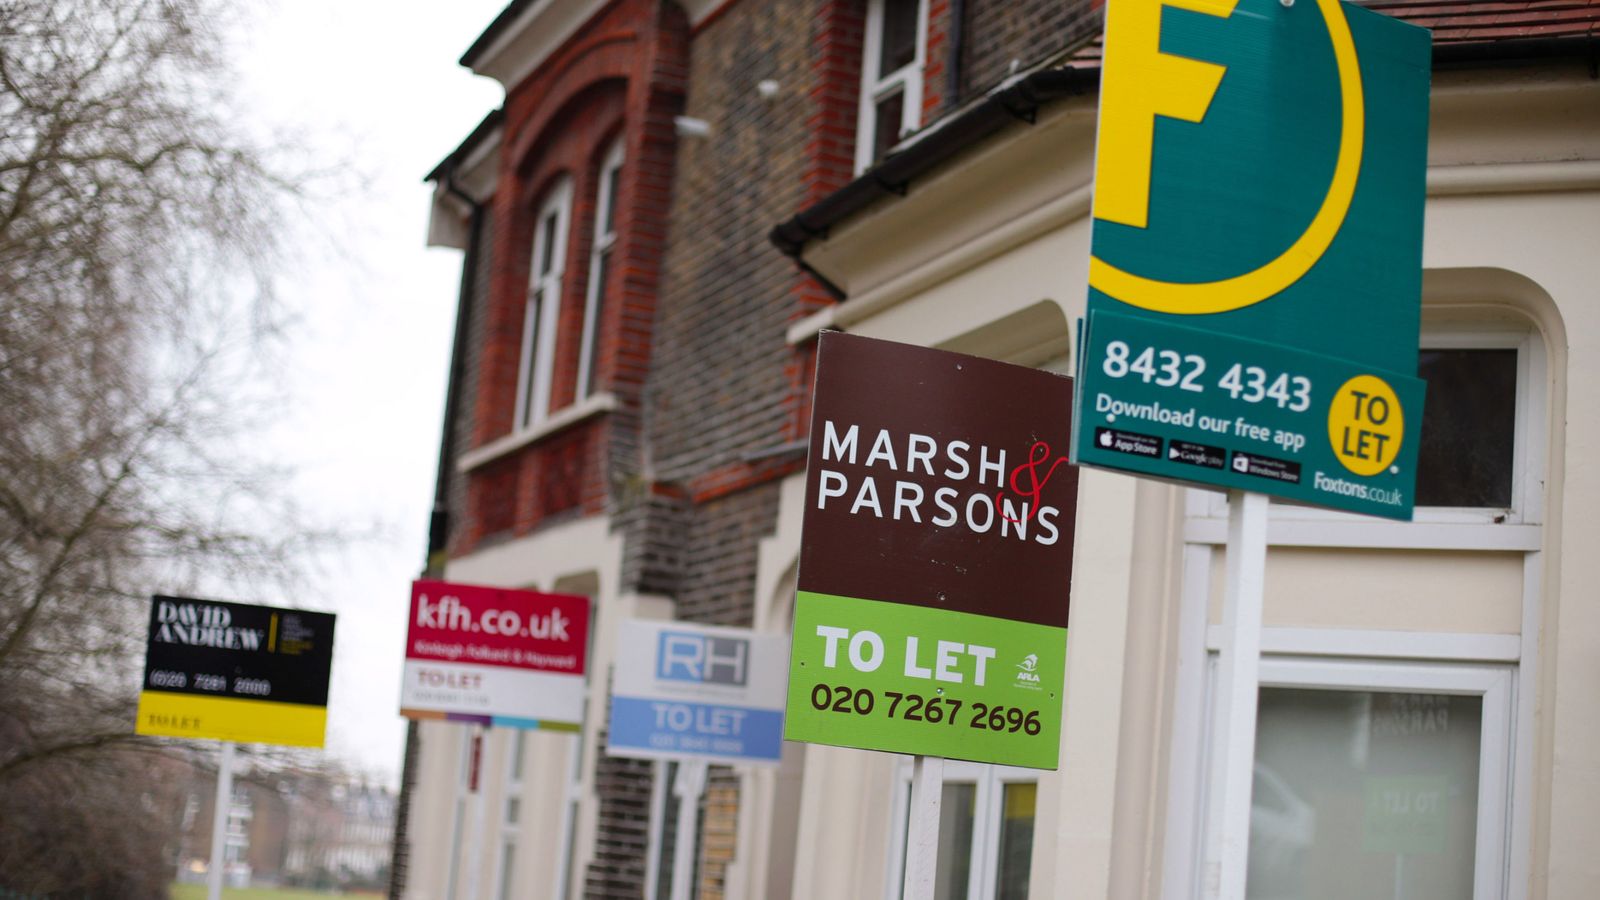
[655,761,680,899]
[994,782,1036,900]
[932,782,976,900]
[1249,688,1483,900]
[1414,348,1517,508]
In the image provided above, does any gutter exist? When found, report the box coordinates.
[768,66,1096,260]
[771,32,1600,269]
[424,109,506,185]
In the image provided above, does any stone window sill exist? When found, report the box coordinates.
[457,392,617,473]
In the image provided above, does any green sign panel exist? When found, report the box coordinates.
[1073,0,1432,518]
[1363,775,1451,856]
[785,333,1077,769]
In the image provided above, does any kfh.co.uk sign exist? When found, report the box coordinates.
[400,580,590,730]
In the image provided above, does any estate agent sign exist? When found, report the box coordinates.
[401,580,590,730]
[784,332,1078,769]
[136,596,336,748]
[607,620,789,766]
[1072,0,1431,519]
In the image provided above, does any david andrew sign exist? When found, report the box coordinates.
[1072,0,1431,518]
[401,580,590,730]
[137,596,336,748]
[784,333,1078,769]
[607,620,789,766]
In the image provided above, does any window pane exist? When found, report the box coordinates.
[496,841,516,900]
[1414,348,1517,508]
[873,89,906,164]
[586,250,611,396]
[505,796,520,825]
[655,762,680,900]
[934,782,976,900]
[1249,689,1482,900]
[540,211,559,275]
[511,730,526,781]
[602,164,622,236]
[521,292,542,426]
[878,0,920,74]
[994,783,1036,900]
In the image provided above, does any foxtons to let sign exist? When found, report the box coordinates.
[1072,0,1431,518]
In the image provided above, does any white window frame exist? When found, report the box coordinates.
[491,730,527,900]
[577,139,624,400]
[1225,656,1514,899]
[856,0,929,173]
[1190,323,1546,536]
[1162,319,1548,900]
[883,759,1040,900]
[515,177,573,431]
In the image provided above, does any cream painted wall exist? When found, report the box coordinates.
[1207,548,1526,632]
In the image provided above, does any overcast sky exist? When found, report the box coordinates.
[230,0,509,784]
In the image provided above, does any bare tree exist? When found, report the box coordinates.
[0,1,324,893]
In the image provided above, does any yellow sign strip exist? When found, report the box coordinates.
[135,691,327,748]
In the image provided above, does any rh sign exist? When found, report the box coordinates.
[607,620,789,766]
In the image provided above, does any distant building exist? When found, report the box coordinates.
[174,757,394,891]
[410,1,1600,898]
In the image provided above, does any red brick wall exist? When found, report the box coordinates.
[456,0,687,553]
[959,0,1101,100]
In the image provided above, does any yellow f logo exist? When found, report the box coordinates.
[1089,0,1367,315]
[1096,0,1240,229]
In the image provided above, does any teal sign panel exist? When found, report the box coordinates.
[1072,0,1432,519]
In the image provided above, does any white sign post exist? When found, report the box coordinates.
[206,740,235,900]
[1208,491,1269,900]
[608,620,789,900]
[902,754,946,900]
[668,760,709,900]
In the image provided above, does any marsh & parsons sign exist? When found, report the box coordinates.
[607,620,789,766]
[400,580,590,730]
[783,333,1077,769]
[1072,0,1431,518]
[136,596,336,747]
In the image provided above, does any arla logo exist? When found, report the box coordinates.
[154,600,265,651]
[658,632,749,686]
[1015,653,1042,689]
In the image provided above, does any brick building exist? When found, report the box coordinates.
[403,0,1600,898]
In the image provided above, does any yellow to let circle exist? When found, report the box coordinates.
[1088,0,1366,314]
[1327,375,1404,477]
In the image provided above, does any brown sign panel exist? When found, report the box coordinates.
[799,332,1078,628]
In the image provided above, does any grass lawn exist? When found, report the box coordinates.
[170,886,363,900]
